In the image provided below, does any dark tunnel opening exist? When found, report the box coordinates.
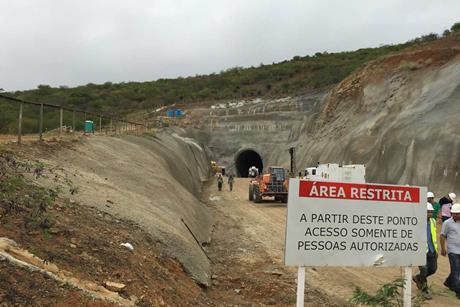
[235,150,263,177]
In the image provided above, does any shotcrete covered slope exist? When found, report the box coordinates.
[41,129,212,285]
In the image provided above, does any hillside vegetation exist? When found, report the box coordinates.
[1,23,459,134]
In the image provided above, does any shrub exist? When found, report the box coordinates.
[349,278,405,307]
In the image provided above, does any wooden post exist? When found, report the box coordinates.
[18,102,23,144]
[39,103,44,141]
[72,110,76,135]
[99,116,102,133]
[110,119,113,134]
[59,107,63,138]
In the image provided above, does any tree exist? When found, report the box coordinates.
[37,84,53,95]
[451,22,460,32]
[420,33,438,41]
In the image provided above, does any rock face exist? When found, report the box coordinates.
[199,41,460,195]
[296,49,460,195]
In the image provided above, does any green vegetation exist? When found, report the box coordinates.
[349,278,405,307]
[451,22,460,33]
[349,278,425,307]
[12,45,409,107]
[0,152,57,232]
[0,23,458,133]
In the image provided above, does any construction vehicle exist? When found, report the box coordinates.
[304,163,366,183]
[249,166,288,203]
[211,161,225,176]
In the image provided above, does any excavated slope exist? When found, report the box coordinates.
[201,39,460,195]
[296,47,460,194]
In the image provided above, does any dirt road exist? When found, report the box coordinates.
[205,178,459,306]
[204,178,339,306]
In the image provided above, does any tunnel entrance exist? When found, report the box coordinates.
[235,150,263,177]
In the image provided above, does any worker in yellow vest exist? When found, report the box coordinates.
[413,202,438,300]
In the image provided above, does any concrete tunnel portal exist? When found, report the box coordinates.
[235,149,263,177]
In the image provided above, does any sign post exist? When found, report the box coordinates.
[404,267,412,307]
[285,179,426,306]
[296,266,305,307]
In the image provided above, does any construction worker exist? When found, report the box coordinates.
[217,173,223,191]
[413,202,438,299]
[440,203,460,299]
[228,174,235,191]
[440,193,456,222]
[427,192,440,221]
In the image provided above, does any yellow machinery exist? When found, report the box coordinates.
[211,161,225,175]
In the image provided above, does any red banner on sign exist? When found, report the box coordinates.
[299,181,420,203]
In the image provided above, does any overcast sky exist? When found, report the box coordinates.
[1,0,459,91]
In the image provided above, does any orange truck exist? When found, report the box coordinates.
[249,166,288,203]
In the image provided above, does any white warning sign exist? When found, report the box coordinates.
[284,179,426,267]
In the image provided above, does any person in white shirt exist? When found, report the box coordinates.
[440,203,460,299]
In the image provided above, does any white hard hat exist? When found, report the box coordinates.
[449,193,457,200]
[451,203,460,214]
[426,202,434,211]
[427,192,435,198]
